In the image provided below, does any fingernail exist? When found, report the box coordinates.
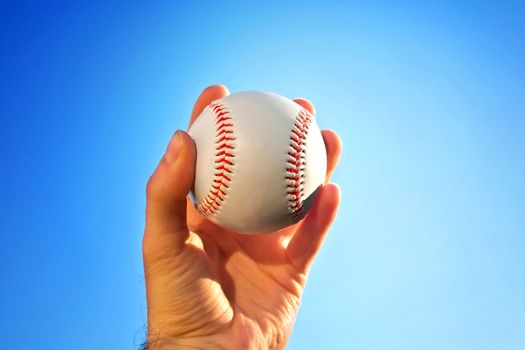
[165,130,183,163]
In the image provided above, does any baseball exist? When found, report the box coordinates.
[188,91,327,234]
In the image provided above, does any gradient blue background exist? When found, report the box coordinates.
[2,1,524,349]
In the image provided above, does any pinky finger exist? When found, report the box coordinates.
[286,183,341,274]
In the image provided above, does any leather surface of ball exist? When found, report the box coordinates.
[188,91,327,234]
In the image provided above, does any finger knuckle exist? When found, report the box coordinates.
[146,172,162,197]
[142,233,155,259]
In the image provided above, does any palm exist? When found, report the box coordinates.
[182,204,305,345]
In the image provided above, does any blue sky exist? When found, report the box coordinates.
[1,1,524,349]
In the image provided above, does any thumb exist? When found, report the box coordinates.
[143,130,196,256]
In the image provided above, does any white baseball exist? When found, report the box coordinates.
[188,91,327,234]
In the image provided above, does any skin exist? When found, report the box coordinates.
[143,85,342,350]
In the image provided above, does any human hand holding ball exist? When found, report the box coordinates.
[142,85,342,349]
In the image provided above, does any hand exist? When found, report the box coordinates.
[142,85,342,350]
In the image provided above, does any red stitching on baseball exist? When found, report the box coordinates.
[216,150,234,158]
[217,135,235,143]
[198,102,235,216]
[286,109,312,219]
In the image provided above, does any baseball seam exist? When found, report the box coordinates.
[286,109,313,218]
[197,102,235,216]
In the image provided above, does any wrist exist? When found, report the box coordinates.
[143,334,276,350]
[144,335,225,350]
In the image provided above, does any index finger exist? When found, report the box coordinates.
[188,84,230,129]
